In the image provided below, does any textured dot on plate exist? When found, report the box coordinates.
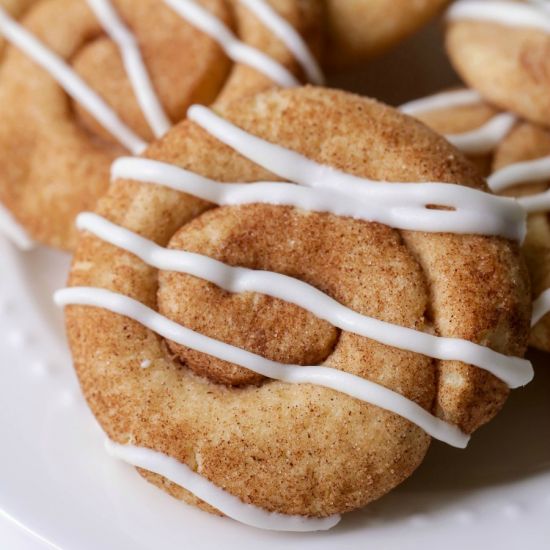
[501,503,522,519]
[59,388,77,407]
[29,360,50,379]
[6,329,28,348]
[455,510,474,525]
[408,514,429,528]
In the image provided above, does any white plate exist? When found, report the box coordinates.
[1,22,550,550]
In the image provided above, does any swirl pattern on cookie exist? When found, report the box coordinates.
[0,0,322,249]
[58,89,533,531]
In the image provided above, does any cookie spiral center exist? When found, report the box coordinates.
[156,208,340,386]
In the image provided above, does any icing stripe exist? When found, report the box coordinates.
[186,105,526,242]
[111,156,523,241]
[445,113,517,155]
[489,156,550,214]
[54,287,470,448]
[0,7,147,154]
[163,0,300,87]
[489,156,550,192]
[105,440,341,531]
[447,0,550,33]
[86,0,171,138]
[238,0,324,85]
[400,89,483,115]
[77,212,534,389]
[0,201,34,250]
[532,289,550,327]
[401,90,516,155]
[517,190,550,214]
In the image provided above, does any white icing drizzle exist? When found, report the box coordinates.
[0,7,147,154]
[0,201,35,250]
[401,89,550,212]
[489,156,550,192]
[54,286,470,448]
[111,156,524,241]
[400,89,484,115]
[163,0,300,88]
[400,89,517,155]
[77,211,533,390]
[186,105,526,241]
[86,0,171,138]
[532,289,550,326]
[446,113,517,155]
[488,156,550,213]
[105,440,341,531]
[447,0,550,33]
[237,0,324,85]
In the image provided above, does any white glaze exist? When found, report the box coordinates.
[186,105,526,241]
[489,156,550,192]
[0,7,147,154]
[54,287,470,448]
[112,155,524,240]
[445,113,517,155]
[401,89,517,154]
[105,440,340,531]
[447,0,550,33]
[163,0,300,87]
[532,289,550,327]
[238,0,324,84]
[77,212,534,389]
[86,0,171,138]
[400,89,483,115]
[488,156,550,213]
[0,201,35,251]
[402,91,550,212]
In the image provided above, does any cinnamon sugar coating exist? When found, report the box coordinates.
[65,87,530,518]
[324,0,449,66]
[446,15,550,128]
[494,122,550,352]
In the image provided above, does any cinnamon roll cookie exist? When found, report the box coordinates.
[0,0,324,250]
[446,0,550,128]
[56,87,533,530]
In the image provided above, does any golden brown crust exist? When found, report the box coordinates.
[324,0,450,66]
[65,87,530,518]
[494,122,550,352]
[0,0,323,250]
[446,14,550,127]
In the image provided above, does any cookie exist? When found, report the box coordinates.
[447,0,550,127]
[56,87,532,529]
